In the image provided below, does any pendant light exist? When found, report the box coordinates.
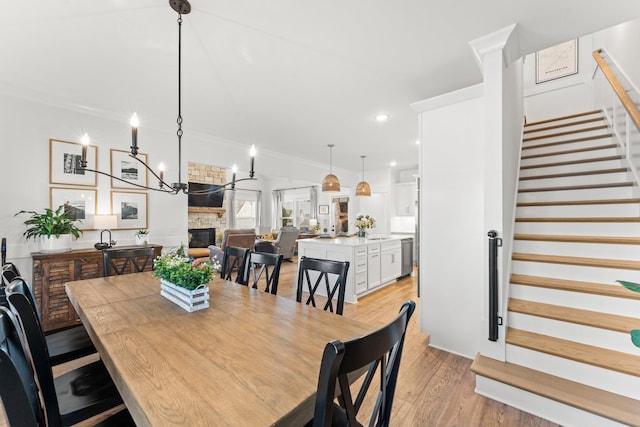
[355,155,371,197]
[322,144,341,192]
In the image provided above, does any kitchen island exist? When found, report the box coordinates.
[297,236,403,303]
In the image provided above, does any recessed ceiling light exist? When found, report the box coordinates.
[415,140,420,145]
[376,113,389,123]
[390,161,397,167]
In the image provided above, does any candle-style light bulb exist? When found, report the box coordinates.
[80,133,90,168]
[158,162,165,188]
[130,113,139,156]
[249,145,256,178]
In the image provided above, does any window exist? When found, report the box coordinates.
[273,187,317,231]
[232,190,261,230]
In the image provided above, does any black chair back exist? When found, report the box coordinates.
[103,246,155,276]
[0,307,43,427]
[312,301,416,427]
[243,251,284,294]
[220,246,249,283]
[296,257,350,315]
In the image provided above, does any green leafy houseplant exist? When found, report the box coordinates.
[153,245,217,290]
[15,205,82,240]
[616,280,640,348]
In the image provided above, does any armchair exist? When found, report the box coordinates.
[209,228,257,266]
[255,227,299,261]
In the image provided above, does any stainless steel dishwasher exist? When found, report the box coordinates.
[400,238,413,278]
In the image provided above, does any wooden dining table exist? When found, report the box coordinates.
[65,272,371,426]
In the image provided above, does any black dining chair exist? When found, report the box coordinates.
[4,280,134,427]
[103,246,156,276]
[296,257,350,315]
[0,272,96,366]
[220,246,250,283]
[308,300,416,427]
[242,251,284,294]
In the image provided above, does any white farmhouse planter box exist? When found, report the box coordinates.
[160,279,209,312]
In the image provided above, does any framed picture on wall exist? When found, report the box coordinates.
[50,187,97,230]
[536,39,578,83]
[49,139,97,186]
[110,149,148,189]
[111,191,148,229]
[318,205,329,215]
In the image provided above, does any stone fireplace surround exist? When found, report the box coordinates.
[188,162,227,242]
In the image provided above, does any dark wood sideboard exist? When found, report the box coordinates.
[32,245,162,332]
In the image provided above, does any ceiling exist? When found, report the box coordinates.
[1,1,639,172]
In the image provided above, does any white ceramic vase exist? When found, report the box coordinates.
[135,233,150,246]
[40,234,72,253]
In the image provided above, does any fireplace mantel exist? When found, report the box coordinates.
[188,207,225,218]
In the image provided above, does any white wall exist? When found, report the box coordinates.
[592,18,640,92]
[415,88,485,358]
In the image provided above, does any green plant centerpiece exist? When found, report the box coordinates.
[15,205,83,253]
[354,214,375,238]
[616,280,640,348]
[153,245,216,290]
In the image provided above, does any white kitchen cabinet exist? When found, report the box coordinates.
[367,244,381,289]
[394,182,417,216]
[381,240,402,284]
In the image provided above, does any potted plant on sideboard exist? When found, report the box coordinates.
[15,205,82,253]
[134,229,150,246]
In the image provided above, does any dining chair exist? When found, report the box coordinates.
[103,246,156,276]
[296,256,350,315]
[220,245,250,283]
[242,251,284,294]
[0,273,96,366]
[4,280,133,427]
[309,300,416,427]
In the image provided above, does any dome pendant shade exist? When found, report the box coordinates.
[355,155,371,197]
[322,144,340,192]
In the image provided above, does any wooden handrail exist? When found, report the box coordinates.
[592,49,640,130]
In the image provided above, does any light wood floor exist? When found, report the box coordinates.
[24,259,561,426]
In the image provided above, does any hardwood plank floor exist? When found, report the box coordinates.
[0,259,560,426]
[275,257,560,426]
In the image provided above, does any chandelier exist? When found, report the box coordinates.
[79,0,256,194]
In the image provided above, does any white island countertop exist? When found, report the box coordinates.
[298,235,404,246]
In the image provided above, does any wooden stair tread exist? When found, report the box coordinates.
[520,155,623,170]
[517,198,640,206]
[523,117,605,134]
[508,298,639,333]
[516,217,640,223]
[510,274,640,300]
[471,353,640,427]
[514,233,640,244]
[518,181,633,193]
[506,327,640,377]
[522,133,613,151]
[523,125,609,142]
[521,143,616,160]
[524,110,603,127]
[519,167,627,181]
[512,252,640,270]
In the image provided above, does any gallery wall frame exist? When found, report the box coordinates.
[111,191,148,230]
[110,149,148,189]
[536,39,578,84]
[318,204,329,215]
[50,187,97,231]
[49,139,97,187]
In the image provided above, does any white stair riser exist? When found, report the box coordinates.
[522,136,613,157]
[510,260,640,284]
[475,376,630,427]
[513,240,640,259]
[526,113,603,129]
[515,221,640,235]
[521,147,621,167]
[523,128,610,145]
[509,284,640,318]
[520,159,625,177]
[505,345,640,400]
[517,186,634,202]
[508,312,639,355]
[518,172,630,189]
[516,203,640,218]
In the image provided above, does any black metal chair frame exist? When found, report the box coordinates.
[311,301,416,427]
[243,251,284,294]
[220,246,250,283]
[296,257,350,315]
[5,280,129,427]
[103,246,155,276]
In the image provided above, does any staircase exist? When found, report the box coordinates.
[472,110,640,427]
